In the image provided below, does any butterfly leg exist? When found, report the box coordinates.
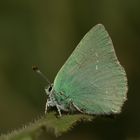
[56,104,62,117]
[45,99,49,114]
[70,100,84,113]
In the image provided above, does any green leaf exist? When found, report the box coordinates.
[0,112,94,140]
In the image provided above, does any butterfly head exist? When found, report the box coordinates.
[45,84,54,96]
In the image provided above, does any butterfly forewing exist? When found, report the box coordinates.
[53,24,127,114]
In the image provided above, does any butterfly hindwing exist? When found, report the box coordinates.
[53,24,127,114]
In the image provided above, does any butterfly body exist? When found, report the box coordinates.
[45,85,79,116]
[44,24,128,116]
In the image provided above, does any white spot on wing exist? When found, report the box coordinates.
[96,65,98,70]
[95,53,98,57]
[105,90,108,94]
[96,60,99,63]
[95,53,99,70]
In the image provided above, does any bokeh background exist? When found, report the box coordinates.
[0,0,139,140]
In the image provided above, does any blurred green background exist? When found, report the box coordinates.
[0,0,139,140]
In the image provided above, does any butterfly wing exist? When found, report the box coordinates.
[53,24,127,114]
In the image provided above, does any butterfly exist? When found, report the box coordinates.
[33,24,128,117]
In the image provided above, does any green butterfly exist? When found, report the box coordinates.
[34,24,128,117]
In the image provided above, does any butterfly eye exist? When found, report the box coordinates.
[48,86,52,92]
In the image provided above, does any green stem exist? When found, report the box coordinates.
[0,112,94,140]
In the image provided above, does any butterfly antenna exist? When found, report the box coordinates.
[32,65,51,85]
